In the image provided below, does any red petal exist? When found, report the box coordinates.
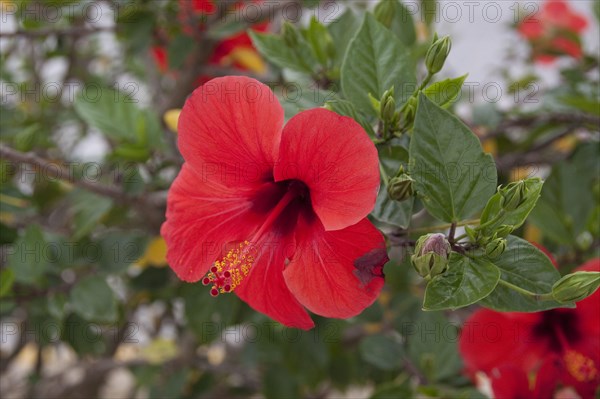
[234,232,314,330]
[574,259,600,336]
[273,108,380,231]
[532,355,562,398]
[161,164,261,282]
[459,309,546,376]
[151,46,168,72]
[178,76,284,188]
[544,0,569,19]
[551,37,583,59]
[567,15,588,32]
[283,217,387,319]
[519,17,545,39]
[490,364,532,399]
[536,54,558,64]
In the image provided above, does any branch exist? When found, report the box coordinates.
[0,26,115,38]
[481,113,600,141]
[0,144,165,207]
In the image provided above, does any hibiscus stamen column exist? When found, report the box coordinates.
[202,182,302,297]
[553,322,599,382]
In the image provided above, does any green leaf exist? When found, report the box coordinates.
[304,16,332,66]
[275,83,336,120]
[181,282,241,341]
[167,34,196,69]
[62,314,106,355]
[420,0,437,27]
[324,99,375,136]
[73,86,163,152]
[370,380,413,399]
[263,365,300,399]
[70,190,113,240]
[405,311,462,382]
[530,146,598,244]
[409,94,497,222]
[423,254,499,311]
[374,0,417,46]
[481,236,565,312]
[559,95,600,116]
[97,231,146,273]
[8,225,49,284]
[0,269,15,297]
[341,14,416,117]
[372,145,413,228]
[70,276,118,323]
[327,9,361,66]
[47,293,68,320]
[359,334,404,370]
[372,187,414,229]
[249,29,317,75]
[423,74,468,108]
[478,178,544,237]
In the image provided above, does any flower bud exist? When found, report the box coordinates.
[485,238,506,259]
[425,35,451,75]
[411,233,451,279]
[552,271,600,303]
[382,94,396,122]
[404,96,417,121]
[500,180,527,211]
[387,168,414,202]
[494,225,513,238]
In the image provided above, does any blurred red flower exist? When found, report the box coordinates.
[517,0,588,63]
[151,0,267,77]
[459,257,600,398]
[161,76,387,330]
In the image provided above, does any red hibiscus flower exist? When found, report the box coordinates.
[161,76,388,330]
[459,258,600,399]
[517,0,588,64]
[151,0,267,77]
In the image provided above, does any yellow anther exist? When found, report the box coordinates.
[202,241,256,296]
[564,350,598,382]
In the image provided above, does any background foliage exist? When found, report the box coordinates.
[0,0,599,398]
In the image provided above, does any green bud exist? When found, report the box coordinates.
[411,233,451,279]
[382,97,396,122]
[282,22,299,47]
[485,238,507,259]
[499,180,527,211]
[425,35,451,75]
[552,271,600,303]
[387,168,414,202]
[494,225,513,238]
[404,96,417,122]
